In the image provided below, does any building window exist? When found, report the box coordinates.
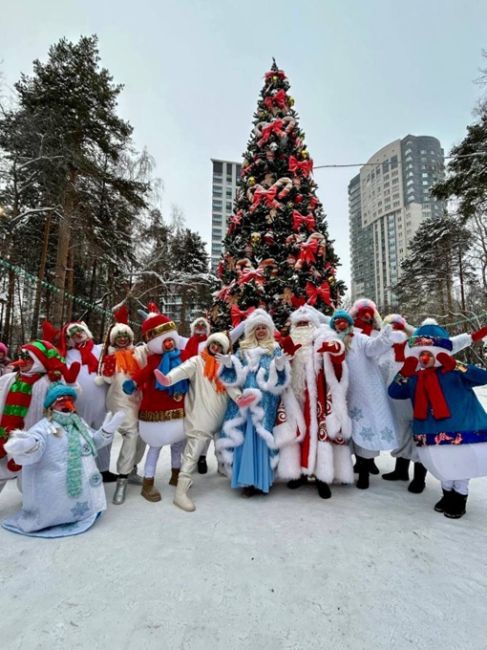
[213,161,223,173]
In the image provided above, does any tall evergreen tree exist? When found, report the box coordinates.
[210,60,345,331]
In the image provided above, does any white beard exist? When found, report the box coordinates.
[290,324,316,347]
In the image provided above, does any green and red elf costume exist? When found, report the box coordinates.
[0,340,79,489]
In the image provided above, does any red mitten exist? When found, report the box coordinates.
[102,355,116,378]
[393,341,407,363]
[318,340,342,355]
[472,324,487,343]
[63,362,81,384]
[400,356,418,377]
[437,352,456,373]
[7,458,22,473]
[279,336,302,356]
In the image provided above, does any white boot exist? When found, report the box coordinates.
[173,476,195,512]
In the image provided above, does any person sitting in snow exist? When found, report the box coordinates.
[60,321,113,482]
[388,320,487,519]
[154,332,246,511]
[0,340,79,496]
[123,304,188,502]
[2,383,124,537]
[96,306,146,505]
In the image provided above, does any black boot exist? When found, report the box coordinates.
[434,489,453,513]
[356,457,369,490]
[382,457,410,481]
[368,459,380,475]
[101,470,118,483]
[316,480,332,499]
[197,455,208,475]
[408,462,427,494]
[287,475,308,490]
[444,490,468,519]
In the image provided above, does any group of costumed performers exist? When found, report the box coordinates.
[0,296,486,536]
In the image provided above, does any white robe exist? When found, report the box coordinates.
[2,417,112,537]
[347,328,399,451]
[66,345,107,429]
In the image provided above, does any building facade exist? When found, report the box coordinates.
[349,135,445,309]
[210,159,241,272]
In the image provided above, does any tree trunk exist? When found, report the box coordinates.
[51,167,77,326]
[65,244,75,322]
[31,215,52,339]
[3,269,16,346]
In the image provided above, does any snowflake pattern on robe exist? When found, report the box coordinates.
[350,407,363,421]
[70,501,90,518]
[358,427,375,442]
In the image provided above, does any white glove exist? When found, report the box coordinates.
[215,353,233,368]
[5,432,38,456]
[101,410,126,435]
[274,355,287,371]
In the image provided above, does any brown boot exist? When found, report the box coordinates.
[141,477,161,502]
[169,468,180,486]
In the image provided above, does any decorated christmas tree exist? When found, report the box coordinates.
[210,60,346,332]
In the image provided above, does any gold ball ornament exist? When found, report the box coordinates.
[272,75,278,82]
[301,149,309,159]
[248,176,256,186]
[251,232,261,245]
[288,97,295,106]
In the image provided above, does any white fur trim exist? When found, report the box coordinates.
[67,321,93,340]
[243,308,275,338]
[332,444,354,484]
[314,440,335,484]
[109,323,134,344]
[276,441,302,480]
[190,317,210,335]
[206,333,230,354]
[290,306,321,329]
[256,356,291,396]
[218,355,248,388]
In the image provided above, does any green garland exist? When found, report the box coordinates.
[0,257,139,327]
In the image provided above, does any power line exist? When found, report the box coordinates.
[314,151,487,170]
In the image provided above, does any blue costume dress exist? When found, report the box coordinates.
[388,363,487,481]
[217,345,290,493]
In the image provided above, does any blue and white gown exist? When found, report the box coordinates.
[216,345,290,493]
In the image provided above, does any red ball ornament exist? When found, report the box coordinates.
[295,194,303,204]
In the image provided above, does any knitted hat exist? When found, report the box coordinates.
[330,309,354,331]
[243,308,275,338]
[109,305,134,345]
[190,317,210,336]
[206,332,230,354]
[44,382,78,409]
[22,340,66,374]
[141,302,177,343]
[406,318,452,361]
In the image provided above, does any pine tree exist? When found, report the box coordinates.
[210,60,345,331]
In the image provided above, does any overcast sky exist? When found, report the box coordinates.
[2,0,487,287]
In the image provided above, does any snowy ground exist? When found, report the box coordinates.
[1,388,487,650]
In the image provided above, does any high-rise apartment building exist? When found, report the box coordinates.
[210,159,241,272]
[349,135,445,309]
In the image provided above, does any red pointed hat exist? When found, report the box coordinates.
[141,302,177,340]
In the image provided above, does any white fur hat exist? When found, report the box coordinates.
[109,323,134,345]
[290,305,323,329]
[243,308,275,338]
[206,332,230,354]
[190,317,210,335]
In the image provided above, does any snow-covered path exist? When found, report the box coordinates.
[1,389,487,650]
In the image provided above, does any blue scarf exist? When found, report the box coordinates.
[51,411,97,498]
[155,349,189,396]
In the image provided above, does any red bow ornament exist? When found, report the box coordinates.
[258,119,285,146]
[289,156,314,177]
[230,305,256,327]
[264,89,287,111]
[292,210,316,232]
[237,269,264,286]
[305,280,332,306]
[298,239,319,265]
[251,186,280,212]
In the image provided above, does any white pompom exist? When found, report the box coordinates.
[421,317,438,326]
